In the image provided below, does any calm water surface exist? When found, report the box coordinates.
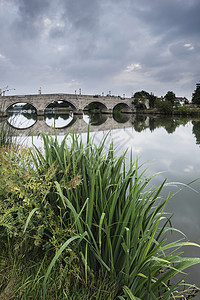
[3,112,200,286]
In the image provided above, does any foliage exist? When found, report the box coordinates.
[0,145,79,253]
[133,90,150,99]
[35,131,200,299]
[177,104,188,115]
[0,119,17,148]
[148,93,157,109]
[132,90,157,109]
[192,83,200,106]
[155,99,173,114]
[0,130,200,299]
[164,91,176,106]
[132,91,149,110]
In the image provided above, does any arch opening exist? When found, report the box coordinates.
[7,102,37,129]
[113,103,131,123]
[113,103,131,113]
[44,100,75,128]
[84,101,108,113]
[45,100,77,112]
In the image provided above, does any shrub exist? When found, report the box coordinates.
[155,99,173,114]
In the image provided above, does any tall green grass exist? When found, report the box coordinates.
[0,128,200,299]
[0,118,17,147]
[29,130,200,299]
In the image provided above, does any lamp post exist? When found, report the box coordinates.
[1,86,16,96]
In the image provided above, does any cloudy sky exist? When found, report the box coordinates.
[0,0,200,99]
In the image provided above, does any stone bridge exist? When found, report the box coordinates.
[0,93,149,116]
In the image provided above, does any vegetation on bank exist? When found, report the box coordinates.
[132,82,200,115]
[135,105,200,116]
[0,126,200,299]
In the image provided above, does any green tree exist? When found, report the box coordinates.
[192,82,200,105]
[155,99,173,114]
[132,90,150,110]
[133,90,150,98]
[133,91,157,109]
[148,93,157,108]
[164,91,176,106]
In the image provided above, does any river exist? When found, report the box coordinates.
[2,111,200,287]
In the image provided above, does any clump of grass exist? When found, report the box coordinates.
[30,130,200,299]
[0,119,17,148]
[0,129,200,299]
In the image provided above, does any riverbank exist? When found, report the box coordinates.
[0,128,200,299]
[136,106,200,116]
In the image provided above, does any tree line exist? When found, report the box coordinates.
[132,82,200,111]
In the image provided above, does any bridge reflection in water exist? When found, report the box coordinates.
[2,112,143,136]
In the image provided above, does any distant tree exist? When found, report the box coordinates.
[132,98,146,110]
[133,91,157,109]
[148,93,157,109]
[192,82,200,105]
[132,90,151,110]
[164,91,176,106]
[133,90,150,98]
[155,99,173,114]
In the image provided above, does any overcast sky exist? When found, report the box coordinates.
[0,0,200,99]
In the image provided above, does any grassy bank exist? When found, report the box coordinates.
[136,106,200,117]
[0,129,200,299]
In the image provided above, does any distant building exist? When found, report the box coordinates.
[176,97,189,105]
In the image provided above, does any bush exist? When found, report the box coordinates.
[155,99,173,114]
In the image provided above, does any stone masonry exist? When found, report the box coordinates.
[0,93,149,116]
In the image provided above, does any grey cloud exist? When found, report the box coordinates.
[0,0,200,98]
[60,0,100,29]
[13,0,51,39]
[133,0,200,40]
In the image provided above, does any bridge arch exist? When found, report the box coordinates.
[6,102,37,129]
[44,99,77,111]
[83,101,108,113]
[113,103,131,113]
[5,101,37,113]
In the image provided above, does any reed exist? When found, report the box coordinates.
[0,118,17,147]
[1,128,200,299]
[30,130,200,299]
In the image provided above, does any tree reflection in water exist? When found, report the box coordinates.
[192,120,200,145]
[83,112,108,125]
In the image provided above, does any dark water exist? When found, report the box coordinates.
[2,111,200,287]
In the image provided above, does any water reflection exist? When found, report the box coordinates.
[192,120,200,145]
[147,115,189,134]
[83,112,108,125]
[7,112,37,129]
[44,112,74,128]
[7,102,37,129]
[113,111,130,123]
[3,112,200,149]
